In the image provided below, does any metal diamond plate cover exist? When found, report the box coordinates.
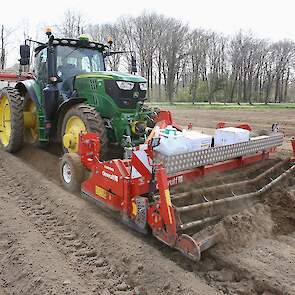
[155,133,284,175]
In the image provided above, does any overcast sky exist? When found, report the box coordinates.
[3,0,295,66]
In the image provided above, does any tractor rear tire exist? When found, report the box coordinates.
[23,94,39,145]
[60,153,85,193]
[0,87,24,153]
[62,103,108,159]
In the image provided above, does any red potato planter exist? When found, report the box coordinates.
[60,113,295,261]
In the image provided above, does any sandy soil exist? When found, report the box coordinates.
[0,108,294,295]
[0,148,219,295]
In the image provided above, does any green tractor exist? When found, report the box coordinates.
[0,29,156,158]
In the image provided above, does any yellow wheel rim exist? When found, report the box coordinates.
[0,96,11,147]
[24,99,38,142]
[63,115,86,153]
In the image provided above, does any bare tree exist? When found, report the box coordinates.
[116,16,138,73]
[132,12,166,99]
[263,47,276,104]
[58,10,85,38]
[161,18,188,103]
[206,32,227,104]
[87,23,124,71]
[188,29,209,103]
[0,25,14,70]
[272,40,295,102]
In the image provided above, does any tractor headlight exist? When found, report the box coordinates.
[139,82,147,91]
[116,81,134,90]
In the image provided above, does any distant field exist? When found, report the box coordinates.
[148,102,295,109]
[163,107,294,154]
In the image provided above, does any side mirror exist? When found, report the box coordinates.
[131,54,137,73]
[20,44,30,66]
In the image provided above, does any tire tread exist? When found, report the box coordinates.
[0,87,24,152]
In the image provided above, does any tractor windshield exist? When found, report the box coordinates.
[56,46,105,97]
[56,46,105,78]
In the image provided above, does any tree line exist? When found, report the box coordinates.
[3,10,295,104]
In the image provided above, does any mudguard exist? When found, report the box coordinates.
[56,97,86,118]
[15,80,42,109]
[55,97,86,140]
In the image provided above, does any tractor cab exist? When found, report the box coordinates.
[33,35,107,99]
[56,45,105,98]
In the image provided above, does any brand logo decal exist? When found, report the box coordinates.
[102,171,119,182]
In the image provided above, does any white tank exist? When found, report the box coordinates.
[183,131,212,152]
[214,127,250,146]
[154,126,187,156]
[154,127,212,156]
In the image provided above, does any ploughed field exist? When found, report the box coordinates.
[169,108,294,155]
[0,108,294,295]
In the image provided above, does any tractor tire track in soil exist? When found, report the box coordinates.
[0,188,91,295]
[0,148,219,295]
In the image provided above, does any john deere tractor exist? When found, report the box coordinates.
[0,29,156,158]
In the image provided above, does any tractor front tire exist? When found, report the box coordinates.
[0,87,24,153]
[60,153,85,193]
[62,104,108,159]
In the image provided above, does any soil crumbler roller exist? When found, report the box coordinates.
[60,113,295,261]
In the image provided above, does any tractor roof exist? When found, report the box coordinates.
[35,37,108,55]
